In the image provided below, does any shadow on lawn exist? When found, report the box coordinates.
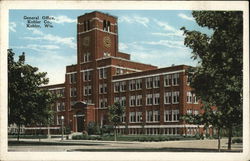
[8,140,104,146]
[68,147,242,153]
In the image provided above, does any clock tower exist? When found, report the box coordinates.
[77,11,118,64]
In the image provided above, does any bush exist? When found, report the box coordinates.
[100,125,114,135]
[72,134,102,140]
[87,122,101,135]
[232,138,242,144]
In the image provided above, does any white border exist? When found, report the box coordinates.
[0,1,249,161]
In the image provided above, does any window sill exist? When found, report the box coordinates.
[164,121,179,123]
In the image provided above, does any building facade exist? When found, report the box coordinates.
[42,11,210,136]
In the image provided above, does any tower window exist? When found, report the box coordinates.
[107,21,111,32]
[84,20,91,31]
[87,20,90,30]
[103,20,106,31]
[103,20,111,32]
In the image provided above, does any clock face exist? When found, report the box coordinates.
[83,36,90,47]
[103,36,111,48]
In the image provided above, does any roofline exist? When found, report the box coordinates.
[112,64,191,80]
[78,10,118,19]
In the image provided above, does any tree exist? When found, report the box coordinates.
[108,102,125,141]
[8,49,56,141]
[181,11,243,150]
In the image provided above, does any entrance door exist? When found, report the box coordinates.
[76,111,84,132]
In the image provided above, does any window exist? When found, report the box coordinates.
[129,95,136,107]
[164,75,171,86]
[136,79,142,90]
[136,95,142,106]
[114,82,120,92]
[58,89,65,97]
[129,80,136,91]
[186,109,192,115]
[83,71,91,81]
[146,94,153,105]
[103,20,106,31]
[172,73,180,86]
[70,101,76,110]
[146,77,153,89]
[99,83,107,94]
[103,20,111,32]
[153,110,160,122]
[70,73,77,84]
[187,92,192,103]
[114,97,120,103]
[70,87,77,97]
[164,110,171,122]
[121,113,126,123]
[83,20,91,31]
[172,91,179,104]
[121,96,126,106]
[86,99,92,104]
[164,92,171,104]
[120,81,126,92]
[146,111,153,122]
[57,102,65,111]
[136,112,142,122]
[107,21,111,32]
[116,68,124,75]
[193,94,198,104]
[129,112,136,123]
[172,110,179,122]
[187,75,190,85]
[57,115,64,125]
[104,52,111,57]
[153,76,160,88]
[165,110,179,122]
[146,110,160,122]
[84,85,92,96]
[99,68,107,79]
[115,96,126,106]
[153,93,160,105]
[99,98,107,108]
[194,110,199,115]
[83,52,90,62]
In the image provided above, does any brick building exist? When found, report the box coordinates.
[42,11,209,136]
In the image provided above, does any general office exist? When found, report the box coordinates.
[23,16,55,23]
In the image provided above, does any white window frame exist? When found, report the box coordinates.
[129,95,136,107]
[153,76,160,88]
[146,94,153,105]
[193,94,198,104]
[146,77,153,89]
[187,91,192,103]
[136,79,142,90]
[153,93,160,105]
[70,87,77,97]
[172,73,179,86]
[129,80,136,91]
[136,95,142,106]
[164,92,171,104]
[172,91,179,104]
[164,74,171,87]
[129,112,136,123]
[70,73,77,84]
[120,81,126,92]
[83,71,91,81]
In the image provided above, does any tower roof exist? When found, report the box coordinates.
[78,10,118,19]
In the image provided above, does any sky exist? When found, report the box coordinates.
[9,10,212,85]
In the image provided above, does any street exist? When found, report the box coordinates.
[8,138,243,152]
